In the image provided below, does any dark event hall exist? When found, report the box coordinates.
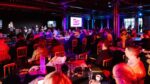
[0,0,150,84]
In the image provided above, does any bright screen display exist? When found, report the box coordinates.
[70,17,82,27]
[47,21,56,27]
[124,18,135,29]
[0,20,2,29]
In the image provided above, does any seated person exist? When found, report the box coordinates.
[28,42,49,64]
[15,33,27,48]
[79,37,89,54]
[50,39,65,56]
[95,40,112,67]
[113,45,146,84]
[46,52,66,66]
[0,38,11,77]
[0,38,11,63]
[43,71,72,84]
[113,63,137,84]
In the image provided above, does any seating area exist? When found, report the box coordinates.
[0,0,150,84]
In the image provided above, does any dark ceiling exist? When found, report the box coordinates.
[0,0,150,16]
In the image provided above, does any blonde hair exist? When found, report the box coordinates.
[113,63,137,84]
[43,71,72,84]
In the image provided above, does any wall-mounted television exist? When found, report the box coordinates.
[47,21,56,27]
[0,20,2,29]
[70,17,82,27]
[124,18,135,29]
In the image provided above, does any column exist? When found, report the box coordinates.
[87,19,90,29]
[62,15,69,31]
[100,19,103,29]
[113,1,120,38]
[92,19,95,29]
[107,17,110,29]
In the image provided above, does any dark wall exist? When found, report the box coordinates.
[143,16,150,29]
[0,10,62,33]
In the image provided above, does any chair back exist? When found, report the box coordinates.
[17,46,27,59]
[0,50,11,63]
[102,58,112,68]
[97,43,102,55]
[72,39,78,48]
[3,62,17,78]
[55,51,65,57]
[78,53,87,60]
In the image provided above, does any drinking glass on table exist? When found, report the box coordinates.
[88,69,93,80]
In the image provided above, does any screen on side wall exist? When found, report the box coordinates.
[47,21,56,27]
[0,20,2,29]
[70,17,82,27]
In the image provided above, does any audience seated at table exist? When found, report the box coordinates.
[116,29,132,49]
[78,36,90,54]
[113,45,146,84]
[46,52,66,67]
[113,63,137,84]
[1,26,150,84]
[43,71,72,84]
[50,39,65,56]
[141,29,150,51]
[15,33,27,48]
[0,38,11,63]
[95,40,112,67]
[0,38,11,76]
[28,39,49,65]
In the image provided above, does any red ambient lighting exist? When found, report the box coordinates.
[0,3,42,10]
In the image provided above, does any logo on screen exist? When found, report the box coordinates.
[73,19,80,25]
[70,17,82,27]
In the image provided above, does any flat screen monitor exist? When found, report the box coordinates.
[47,21,56,27]
[0,20,2,29]
[70,17,82,27]
[124,18,135,29]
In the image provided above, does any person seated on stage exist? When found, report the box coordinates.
[28,39,49,64]
[113,45,146,84]
[43,71,72,84]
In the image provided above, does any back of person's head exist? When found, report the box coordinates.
[38,38,47,48]
[113,63,137,84]
[17,33,25,40]
[97,39,110,50]
[51,38,60,46]
[43,71,72,84]
[125,45,141,57]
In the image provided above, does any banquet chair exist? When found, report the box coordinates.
[78,52,87,60]
[49,51,66,72]
[16,46,27,67]
[71,38,78,51]
[3,62,17,78]
[55,51,65,57]
[17,46,27,59]
[102,58,112,68]
[97,43,102,55]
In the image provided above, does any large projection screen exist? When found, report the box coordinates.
[70,17,82,27]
